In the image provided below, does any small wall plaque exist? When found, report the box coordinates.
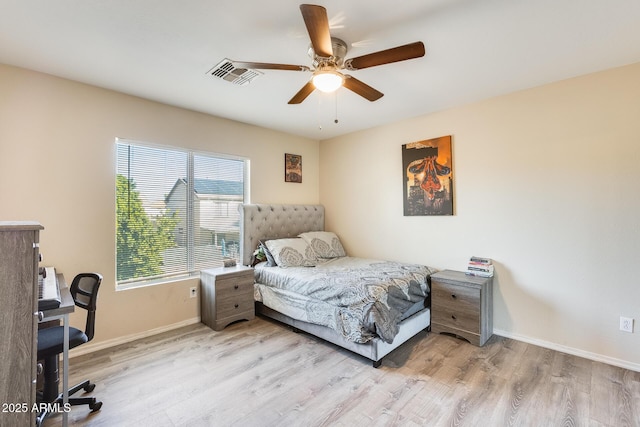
[285,153,302,183]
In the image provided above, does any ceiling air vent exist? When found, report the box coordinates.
[207,59,262,86]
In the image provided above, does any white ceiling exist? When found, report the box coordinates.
[2,0,640,140]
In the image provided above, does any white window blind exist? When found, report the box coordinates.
[116,140,247,288]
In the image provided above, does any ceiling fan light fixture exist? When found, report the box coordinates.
[312,70,344,93]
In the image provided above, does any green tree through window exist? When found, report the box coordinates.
[116,174,178,281]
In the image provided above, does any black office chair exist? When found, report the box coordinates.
[36,273,103,426]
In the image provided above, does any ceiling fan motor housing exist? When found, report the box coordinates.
[308,37,348,68]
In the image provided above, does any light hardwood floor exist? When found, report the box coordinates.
[44,317,639,427]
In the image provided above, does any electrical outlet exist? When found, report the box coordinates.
[189,286,197,298]
[620,316,634,333]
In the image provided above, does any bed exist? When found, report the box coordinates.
[240,204,435,367]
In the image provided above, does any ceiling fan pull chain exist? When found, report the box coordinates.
[318,93,323,131]
[334,92,339,124]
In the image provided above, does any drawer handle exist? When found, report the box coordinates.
[234,304,239,309]
[451,315,457,320]
[234,285,239,290]
[451,294,457,299]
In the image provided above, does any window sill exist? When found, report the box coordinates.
[116,273,200,291]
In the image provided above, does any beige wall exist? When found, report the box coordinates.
[319,62,640,370]
[0,64,319,352]
[2,61,639,371]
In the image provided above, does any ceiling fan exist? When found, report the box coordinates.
[232,4,426,104]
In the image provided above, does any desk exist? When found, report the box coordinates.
[40,273,74,427]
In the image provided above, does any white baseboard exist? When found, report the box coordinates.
[493,328,640,373]
[70,317,201,358]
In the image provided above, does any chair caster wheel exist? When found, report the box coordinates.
[90,401,102,412]
[84,382,96,392]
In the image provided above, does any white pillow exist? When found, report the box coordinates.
[298,231,346,259]
[264,238,318,267]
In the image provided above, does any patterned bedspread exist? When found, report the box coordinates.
[254,257,434,344]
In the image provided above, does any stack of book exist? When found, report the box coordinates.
[466,256,494,277]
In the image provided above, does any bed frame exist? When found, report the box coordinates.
[240,204,431,367]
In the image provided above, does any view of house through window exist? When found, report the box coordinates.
[116,140,247,289]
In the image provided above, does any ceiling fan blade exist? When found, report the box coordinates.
[288,80,316,104]
[232,61,310,72]
[300,4,333,58]
[342,75,384,102]
[345,41,425,70]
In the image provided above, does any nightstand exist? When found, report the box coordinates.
[430,269,493,346]
[200,265,255,331]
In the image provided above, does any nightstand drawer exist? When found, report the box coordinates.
[431,281,480,331]
[215,274,253,297]
[217,294,254,319]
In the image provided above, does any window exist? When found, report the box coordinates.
[116,139,248,289]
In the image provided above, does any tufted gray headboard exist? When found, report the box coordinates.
[240,204,325,266]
